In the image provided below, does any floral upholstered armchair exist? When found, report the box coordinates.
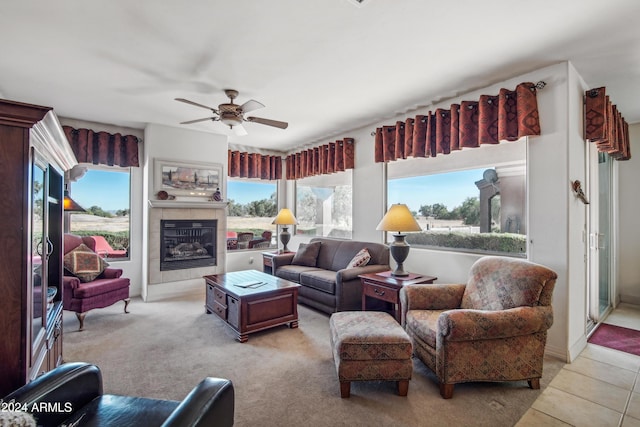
[400,256,557,399]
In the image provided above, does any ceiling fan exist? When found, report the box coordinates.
[175,89,288,136]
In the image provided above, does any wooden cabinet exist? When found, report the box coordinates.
[0,99,77,396]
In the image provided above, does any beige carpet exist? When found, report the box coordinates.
[62,292,564,427]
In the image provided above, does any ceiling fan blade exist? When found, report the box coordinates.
[175,98,218,113]
[180,117,218,125]
[246,116,288,129]
[239,99,265,113]
[233,124,248,136]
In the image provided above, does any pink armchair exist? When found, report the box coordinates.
[400,256,557,398]
[63,234,131,331]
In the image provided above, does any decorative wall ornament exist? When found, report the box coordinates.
[286,138,355,180]
[571,180,589,205]
[373,82,544,163]
[154,158,223,199]
[584,87,631,161]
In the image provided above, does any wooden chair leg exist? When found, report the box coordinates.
[340,382,350,398]
[528,378,540,389]
[440,383,454,399]
[397,380,409,396]
[124,298,131,313]
[75,312,86,331]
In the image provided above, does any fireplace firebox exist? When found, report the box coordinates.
[160,219,217,271]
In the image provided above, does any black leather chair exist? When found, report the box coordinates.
[3,362,234,427]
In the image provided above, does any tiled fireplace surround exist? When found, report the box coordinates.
[148,202,227,287]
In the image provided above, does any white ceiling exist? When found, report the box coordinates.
[1,0,639,152]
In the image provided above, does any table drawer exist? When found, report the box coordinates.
[214,287,226,305]
[362,282,397,303]
[213,301,226,320]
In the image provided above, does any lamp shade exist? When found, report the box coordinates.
[63,190,86,212]
[272,208,298,225]
[376,204,421,233]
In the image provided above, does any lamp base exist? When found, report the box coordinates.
[279,227,291,252]
[389,233,411,277]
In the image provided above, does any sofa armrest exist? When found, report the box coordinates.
[438,305,554,341]
[400,283,466,311]
[161,378,234,427]
[101,268,123,279]
[63,275,81,290]
[3,362,102,427]
[272,253,295,271]
[337,264,389,282]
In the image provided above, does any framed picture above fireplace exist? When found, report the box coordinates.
[154,158,223,199]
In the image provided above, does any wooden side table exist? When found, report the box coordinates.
[262,251,293,275]
[359,271,437,323]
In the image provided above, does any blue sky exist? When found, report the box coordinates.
[72,169,130,211]
[388,168,484,212]
[71,169,483,213]
[228,180,276,204]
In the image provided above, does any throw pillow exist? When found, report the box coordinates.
[347,248,371,268]
[64,243,109,282]
[291,241,322,267]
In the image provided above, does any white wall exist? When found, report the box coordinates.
[142,124,228,299]
[282,62,589,361]
[618,123,640,304]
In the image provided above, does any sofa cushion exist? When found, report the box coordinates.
[64,244,109,282]
[404,309,445,348]
[300,270,337,294]
[292,241,322,267]
[73,277,130,299]
[346,248,371,268]
[276,265,323,283]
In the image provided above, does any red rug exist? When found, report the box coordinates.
[588,323,640,357]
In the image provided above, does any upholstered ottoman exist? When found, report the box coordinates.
[329,311,413,398]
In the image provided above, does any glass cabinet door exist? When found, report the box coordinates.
[31,155,47,349]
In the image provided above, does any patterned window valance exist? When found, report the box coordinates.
[62,126,140,167]
[374,82,542,163]
[585,87,631,161]
[285,138,355,180]
[228,150,282,180]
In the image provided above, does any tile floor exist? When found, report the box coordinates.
[517,303,640,426]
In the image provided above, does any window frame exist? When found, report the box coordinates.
[294,170,353,240]
[384,140,528,257]
[226,178,279,252]
[68,164,132,261]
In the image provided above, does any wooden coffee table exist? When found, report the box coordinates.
[204,270,301,342]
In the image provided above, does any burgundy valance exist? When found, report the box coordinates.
[228,150,282,180]
[62,126,140,167]
[374,82,542,163]
[285,138,355,180]
[585,87,631,161]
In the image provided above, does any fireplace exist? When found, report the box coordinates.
[160,219,217,271]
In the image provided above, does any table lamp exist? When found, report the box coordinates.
[376,204,421,276]
[272,208,298,252]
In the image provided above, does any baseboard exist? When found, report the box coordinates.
[144,278,205,302]
[566,334,588,362]
[620,294,640,305]
[544,343,569,362]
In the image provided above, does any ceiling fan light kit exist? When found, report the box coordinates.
[175,89,288,135]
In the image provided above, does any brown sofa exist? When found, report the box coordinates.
[272,237,389,314]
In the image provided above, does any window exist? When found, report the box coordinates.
[227,179,277,251]
[296,171,352,239]
[386,142,527,255]
[68,167,131,260]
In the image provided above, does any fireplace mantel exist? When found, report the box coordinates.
[148,200,228,209]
